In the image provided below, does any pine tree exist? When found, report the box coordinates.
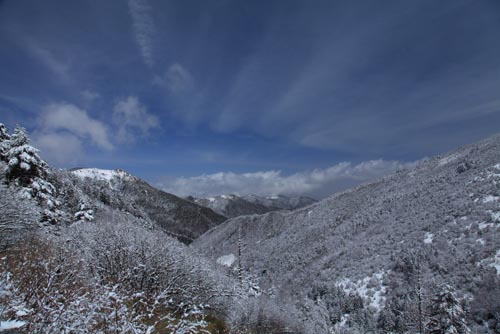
[426,284,470,334]
[74,201,94,223]
[4,126,46,185]
[0,122,10,159]
[3,126,61,223]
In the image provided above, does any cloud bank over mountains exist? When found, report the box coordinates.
[158,159,420,199]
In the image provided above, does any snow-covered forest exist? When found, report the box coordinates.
[0,123,297,333]
[1,122,500,333]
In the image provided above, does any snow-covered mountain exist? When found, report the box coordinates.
[71,168,135,182]
[70,168,226,243]
[193,134,500,333]
[187,194,316,218]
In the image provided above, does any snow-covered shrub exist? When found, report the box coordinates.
[0,181,39,250]
[62,211,239,332]
[0,233,220,334]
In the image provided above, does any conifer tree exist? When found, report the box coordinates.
[426,284,470,334]
[0,122,10,159]
[3,125,60,223]
[4,126,46,185]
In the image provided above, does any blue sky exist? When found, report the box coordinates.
[1,0,500,198]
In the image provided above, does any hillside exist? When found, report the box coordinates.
[193,134,500,333]
[187,194,316,218]
[0,124,294,334]
[69,168,227,243]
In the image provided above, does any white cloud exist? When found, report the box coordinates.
[39,103,113,150]
[157,159,420,199]
[32,132,83,166]
[128,0,155,67]
[112,96,159,143]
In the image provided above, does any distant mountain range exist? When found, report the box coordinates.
[186,194,316,218]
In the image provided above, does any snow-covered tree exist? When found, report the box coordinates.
[426,284,470,334]
[2,126,61,223]
[74,201,94,223]
[4,126,46,185]
[0,122,10,159]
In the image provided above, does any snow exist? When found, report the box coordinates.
[437,153,461,166]
[220,194,236,200]
[423,232,434,244]
[476,238,485,245]
[72,168,131,182]
[216,254,236,267]
[207,197,216,202]
[479,249,500,275]
[488,210,500,222]
[490,249,500,275]
[482,195,499,203]
[337,271,387,312]
[479,221,495,230]
[0,320,26,330]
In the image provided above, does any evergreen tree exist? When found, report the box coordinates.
[0,122,10,159]
[4,126,47,185]
[426,284,470,334]
[3,126,61,223]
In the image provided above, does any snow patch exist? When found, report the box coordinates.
[0,320,26,330]
[216,254,236,267]
[488,210,500,223]
[479,221,495,230]
[337,271,387,312]
[423,232,434,244]
[491,250,500,275]
[482,195,499,203]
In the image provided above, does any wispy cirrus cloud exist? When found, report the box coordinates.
[24,40,71,82]
[154,63,194,94]
[128,0,155,67]
[157,159,420,199]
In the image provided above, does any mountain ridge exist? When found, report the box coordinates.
[67,167,227,243]
[193,133,500,332]
[187,193,316,218]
